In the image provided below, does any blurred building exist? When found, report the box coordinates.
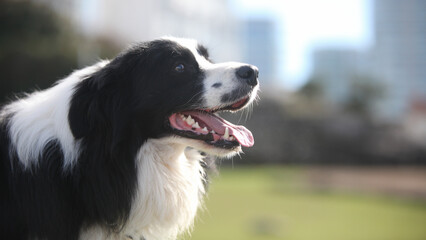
[36,0,242,63]
[373,0,426,119]
[241,19,278,85]
[308,0,426,121]
[310,48,371,105]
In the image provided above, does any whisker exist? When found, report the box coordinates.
[245,104,252,122]
[237,109,244,124]
[176,90,206,110]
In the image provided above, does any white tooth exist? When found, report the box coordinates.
[229,136,235,141]
[210,130,216,134]
[224,127,229,139]
[186,115,194,125]
[202,127,208,133]
[192,122,200,129]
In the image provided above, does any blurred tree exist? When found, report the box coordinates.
[344,75,385,117]
[299,76,324,100]
[289,77,330,118]
[0,0,118,103]
[0,0,80,102]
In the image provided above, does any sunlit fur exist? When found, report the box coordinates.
[0,37,258,240]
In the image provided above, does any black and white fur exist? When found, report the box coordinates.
[0,37,259,240]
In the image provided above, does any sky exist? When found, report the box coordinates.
[230,0,373,90]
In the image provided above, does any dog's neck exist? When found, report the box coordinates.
[138,138,188,163]
[124,138,206,239]
[80,138,206,240]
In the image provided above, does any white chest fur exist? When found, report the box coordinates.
[80,138,206,240]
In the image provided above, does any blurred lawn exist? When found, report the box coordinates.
[188,167,426,240]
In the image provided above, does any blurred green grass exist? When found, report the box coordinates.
[188,167,426,240]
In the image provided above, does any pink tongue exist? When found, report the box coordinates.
[178,111,254,147]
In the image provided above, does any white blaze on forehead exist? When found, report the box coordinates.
[162,36,212,69]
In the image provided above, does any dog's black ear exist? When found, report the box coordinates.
[95,45,147,89]
[93,63,120,90]
[68,69,133,146]
[69,44,149,140]
[68,78,96,139]
[68,65,116,139]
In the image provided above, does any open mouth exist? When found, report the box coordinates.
[168,96,254,149]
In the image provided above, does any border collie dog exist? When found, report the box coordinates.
[0,37,259,240]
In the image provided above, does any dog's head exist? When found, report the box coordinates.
[70,37,259,157]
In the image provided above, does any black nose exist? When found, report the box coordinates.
[236,65,259,87]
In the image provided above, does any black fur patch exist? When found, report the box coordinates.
[197,44,210,61]
[212,82,222,88]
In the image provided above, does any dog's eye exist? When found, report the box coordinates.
[174,63,185,73]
